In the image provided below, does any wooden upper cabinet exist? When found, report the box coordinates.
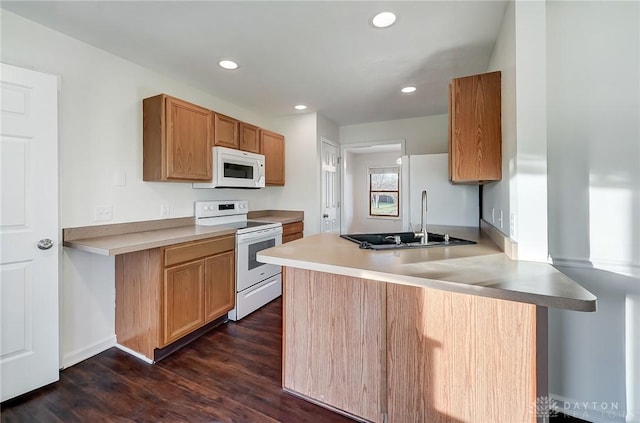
[448,71,502,183]
[143,94,213,182]
[260,130,285,186]
[214,113,239,149]
[239,122,261,153]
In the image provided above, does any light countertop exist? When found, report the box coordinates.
[63,219,235,256]
[247,210,303,224]
[62,210,303,256]
[257,226,597,312]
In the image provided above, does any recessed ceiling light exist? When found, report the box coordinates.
[372,12,396,28]
[294,105,307,110]
[401,86,417,94]
[219,60,239,70]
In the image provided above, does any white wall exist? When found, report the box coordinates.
[344,151,403,233]
[340,114,448,155]
[342,150,355,232]
[269,113,321,235]
[317,113,339,145]
[482,0,548,262]
[483,0,516,236]
[546,2,640,422]
[409,154,479,228]
[513,0,548,262]
[0,10,299,366]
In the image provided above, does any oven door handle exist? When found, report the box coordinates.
[237,230,283,244]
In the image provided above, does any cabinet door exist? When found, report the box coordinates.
[214,113,239,149]
[165,96,213,180]
[204,251,235,323]
[163,260,204,345]
[449,71,501,183]
[260,130,285,186]
[239,122,260,153]
[282,221,303,243]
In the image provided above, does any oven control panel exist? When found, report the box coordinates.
[195,200,248,219]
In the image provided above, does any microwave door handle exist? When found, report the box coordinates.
[258,162,265,185]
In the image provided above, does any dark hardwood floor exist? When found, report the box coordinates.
[1,298,353,423]
[1,296,593,423]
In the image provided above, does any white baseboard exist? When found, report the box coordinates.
[115,343,153,364]
[550,393,629,423]
[62,335,116,369]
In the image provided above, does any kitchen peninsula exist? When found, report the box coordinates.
[257,226,596,423]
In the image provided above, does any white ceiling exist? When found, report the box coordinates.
[1,1,508,126]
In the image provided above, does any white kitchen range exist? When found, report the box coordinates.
[195,200,282,320]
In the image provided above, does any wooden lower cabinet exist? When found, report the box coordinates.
[282,220,303,243]
[283,268,542,423]
[116,235,235,361]
[204,252,235,322]
[163,260,205,345]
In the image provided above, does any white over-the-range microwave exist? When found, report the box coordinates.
[193,146,265,189]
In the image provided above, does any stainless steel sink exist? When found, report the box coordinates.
[340,232,476,250]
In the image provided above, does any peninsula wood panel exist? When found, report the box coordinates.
[474,295,537,420]
[386,284,536,423]
[115,248,162,360]
[283,268,386,422]
[449,71,502,183]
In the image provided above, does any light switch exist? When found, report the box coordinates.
[114,171,127,186]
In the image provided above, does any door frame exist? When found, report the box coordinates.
[340,139,406,234]
[320,137,340,233]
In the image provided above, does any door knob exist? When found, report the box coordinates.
[37,239,54,250]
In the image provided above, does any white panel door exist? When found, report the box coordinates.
[321,139,340,233]
[1,63,59,401]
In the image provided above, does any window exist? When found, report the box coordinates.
[369,166,400,217]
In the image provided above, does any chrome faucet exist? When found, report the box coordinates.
[414,190,428,244]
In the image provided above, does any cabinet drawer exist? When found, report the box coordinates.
[164,235,235,267]
[283,221,303,237]
[283,233,303,244]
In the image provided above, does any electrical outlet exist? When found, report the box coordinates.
[160,202,170,217]
[94,205,113,222]
[499,209,504,229]
[114,171,126,186]
[510,213,516,237]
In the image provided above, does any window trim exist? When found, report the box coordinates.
[368,166,400,218]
